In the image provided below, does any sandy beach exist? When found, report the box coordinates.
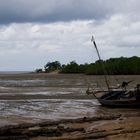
[0,113,140,140]
[0,73,140,139]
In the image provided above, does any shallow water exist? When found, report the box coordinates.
[0,99,99,120]
[0,73,139,126]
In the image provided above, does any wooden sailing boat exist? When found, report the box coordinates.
[87,36,140,108]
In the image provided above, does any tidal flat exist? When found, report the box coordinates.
[0,73,140,139]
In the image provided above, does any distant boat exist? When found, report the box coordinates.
[86,36,140,108]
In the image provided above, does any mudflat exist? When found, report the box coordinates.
[0,73,140,139]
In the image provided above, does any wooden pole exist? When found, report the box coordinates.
[91,36,110,91]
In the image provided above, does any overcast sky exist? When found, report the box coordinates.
[0,0,140,71]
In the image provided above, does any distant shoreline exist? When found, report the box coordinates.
[0,71,32,74]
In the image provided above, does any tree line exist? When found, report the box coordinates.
[35,56,140,75]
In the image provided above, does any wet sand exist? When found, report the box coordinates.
[0,114,140,140]
[0,73,140,139]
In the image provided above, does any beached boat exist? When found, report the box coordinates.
[91,87,140,108]
[86,36,140,108]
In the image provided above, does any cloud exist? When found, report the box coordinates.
[0,0,140,25]
[0,0,140,70]
[0,14,140,71]
[0,0,133,24]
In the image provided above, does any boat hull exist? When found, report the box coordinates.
[98,98,140,108]
[93,91,140,108]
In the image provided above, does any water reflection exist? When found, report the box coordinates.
[0,99,99,124]
[0,74,140,126]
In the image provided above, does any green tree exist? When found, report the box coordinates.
[35,68,43,73]
[42,56,140,75]
[44,61,61,72]
[60,61,80,73]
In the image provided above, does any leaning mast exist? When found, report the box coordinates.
[91,36,110,91]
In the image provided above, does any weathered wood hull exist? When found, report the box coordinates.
[93,91,140,108]
[98,98,140,108]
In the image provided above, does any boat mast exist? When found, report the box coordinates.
[91,36,110,91]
